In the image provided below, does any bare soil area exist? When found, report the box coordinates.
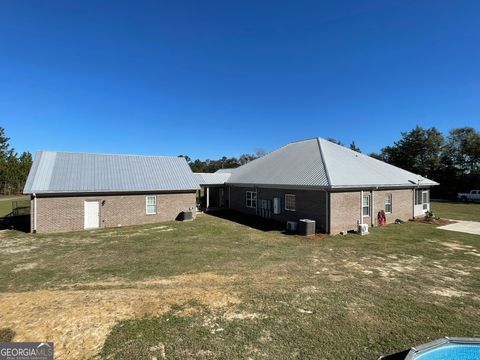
[0,272,238,359]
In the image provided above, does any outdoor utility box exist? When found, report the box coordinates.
[180,211,193,221]
[357,223,369,235]
[298,219,316,236]
[273,197,281,214]
[286,221,298,233]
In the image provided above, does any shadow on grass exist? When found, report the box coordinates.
[378,349,409,360]
[206,209,287,233]
[0,214,30,232]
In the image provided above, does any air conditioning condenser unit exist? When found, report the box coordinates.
[358,223,369,235]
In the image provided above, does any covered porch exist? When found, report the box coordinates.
[194,172,231,211]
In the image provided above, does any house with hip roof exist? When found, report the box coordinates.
[198,138,438,234]
[24,137,437,233]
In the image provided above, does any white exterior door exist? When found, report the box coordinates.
[84,200,100,229]
[414,189,429,216]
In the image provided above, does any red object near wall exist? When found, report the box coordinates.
[377,210,386,226]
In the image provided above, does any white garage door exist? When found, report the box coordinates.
[84,200,100,229]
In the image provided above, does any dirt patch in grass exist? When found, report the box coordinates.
[327,274,349,282]
[430,288,470,298]
[0,235,38,254]
[57,272,234,290]
[413,218,456,226]
[12,262,39,273]
[0,272,239,360]
[342,255,423,281]
[223,311,263,321]
[441,242,478,253]
[441,241,472,250]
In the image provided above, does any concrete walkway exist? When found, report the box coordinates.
[437,220,480,236]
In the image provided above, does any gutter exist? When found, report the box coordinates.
[32,193,37,233]
[226,183,438,191]
[24,189,200,196]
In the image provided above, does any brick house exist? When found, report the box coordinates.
[222,138,437,234]
[24,138,438,234]
[23,151,199,233]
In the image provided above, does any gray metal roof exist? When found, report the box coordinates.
[227,137,438,189]
[195,173,231,185]
[24,151,200,194]
[227,138,329,187]
[215,168,235,174]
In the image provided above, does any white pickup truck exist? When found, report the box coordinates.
[457,190,480,201]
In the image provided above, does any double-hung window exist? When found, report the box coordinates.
[362,195,370,217]
[415,189,423,205]
[384,193,392,213]
[246,191,257,208]
[285,194,296,211]
[146,195,157,215]
[422,190,429,210]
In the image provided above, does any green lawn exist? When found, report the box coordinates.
[0,212,479,359]
[431,200,480,221]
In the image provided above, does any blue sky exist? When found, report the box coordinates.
[1,0,479,159]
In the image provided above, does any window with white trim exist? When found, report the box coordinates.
[362,195,370,217]
[415,189,423,205]
[384,193,392,213]
[285,194,296,211]
[246,191,257,208]
[146,195,157,215]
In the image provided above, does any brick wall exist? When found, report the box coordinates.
[329,191,362,234]
[372,189,413,226]
[329,189,414,234]
[228,186,328,232]
[32,192,196,233]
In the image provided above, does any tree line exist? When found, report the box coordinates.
[182,126,479,199]
[2,125,479,199]
[0,127,33,195]
[370,126,480,199]
[179,150,267,173]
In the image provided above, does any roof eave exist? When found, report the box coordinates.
[225,182,439,191]
[329,182,439,190]
[24,187,200,195]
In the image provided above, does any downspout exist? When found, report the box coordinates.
[360,190,364,225]
[412,188,415,219]
[32,193,37,233]
[372,188,376,227]
[206,186,210,209]
[370,190,375,227]
[319,189,330,233]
